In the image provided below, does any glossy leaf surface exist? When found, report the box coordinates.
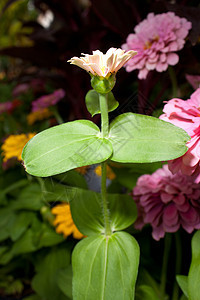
[188,230,200,300]
[57,265,72,299]
[176,275,188,298]
[32,245,72,300]
[70,188,137,236]
[136,285,160,300]
[109,113,190,163]
[22,120,113,177]
[85,90,119,116]
[72,232,139,300]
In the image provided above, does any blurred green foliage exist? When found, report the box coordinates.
[0,0,37,48]
[0,0,199,299]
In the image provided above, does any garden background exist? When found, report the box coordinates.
[0,0,200,299]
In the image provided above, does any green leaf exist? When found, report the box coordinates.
[57,265,72,299]
[108,194,137,232]
[1,179,29,196]
[35,223,65,248]
[32,245,72,300]
[22,120,113,177]
[0,217,64,265]
[4,279,24,295]
[176,275,188,298]
[135,285,160,300]
[113,167,140,190]
[29,216,64,248]
[188,230,200,300]
[72,232,139,300]
[54,169,88,189]
[0,208,16,242]
[70,189,103,235]
[10,211,35,241]
[180,295,188,300]
[109,113,190,163]
[12,184,43,211]
[0,227,36,265]
[70,188,137,236]
[137,269,160,297]
[42,180,77,203]
[85,90,119,117]
[0,246,8,257]
[23,294,41,300]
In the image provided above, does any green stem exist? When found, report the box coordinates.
[168,66,178,98]
[101,162,112,236]
[36,176,45,191]
[99,93,109,137]
[160,233,172,299]
[172,232,182,300]
[51,106,63,124]
[99,92,111,235]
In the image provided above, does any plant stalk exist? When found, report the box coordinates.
[168,66,178,98]
[99,92,111,235]
[160,233,172,299]
[99,93,109,137]
[51,106,64,124]
[172,232,182,300]
[101,162,112,236]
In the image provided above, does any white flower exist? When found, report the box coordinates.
[68,47,137,77]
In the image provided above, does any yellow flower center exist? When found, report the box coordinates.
[144,35,159,50]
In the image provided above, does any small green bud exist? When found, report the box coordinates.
[91,73,116,94]
[40,206,55,224]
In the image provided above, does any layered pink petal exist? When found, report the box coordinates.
[132,164,200,240]
[160,88,200,182]
[122,12,191,79]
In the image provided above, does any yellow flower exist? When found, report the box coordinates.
[75,165,89,175]
[1,133,36,162]
[27,108,53,125]
[51,203,84,239]
[94,164,116,180]
[68,48,137,77]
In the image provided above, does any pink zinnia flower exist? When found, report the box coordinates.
[68,48,137,77]
[122,12,192,79]
[160,88,200,183]
[132,164,200,240]
[12,83,30,97]
[32,89,65,112]
[186,74,200,90]
[0,102,12,114]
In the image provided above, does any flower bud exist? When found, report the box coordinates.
[90,73,116,94]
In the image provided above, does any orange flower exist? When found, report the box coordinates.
[1,133,36,162]
[94,164,116,180]
[27,108,53,125]
[51,203,84,239]
[75,166,89,175]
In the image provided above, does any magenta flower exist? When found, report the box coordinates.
[12,83,30,97]
[132,165,200,240]
[32,89,65,112]
[0,102,12,114]
[122,12,191,79]
[160,88,200,183]
[186,74,200,90]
